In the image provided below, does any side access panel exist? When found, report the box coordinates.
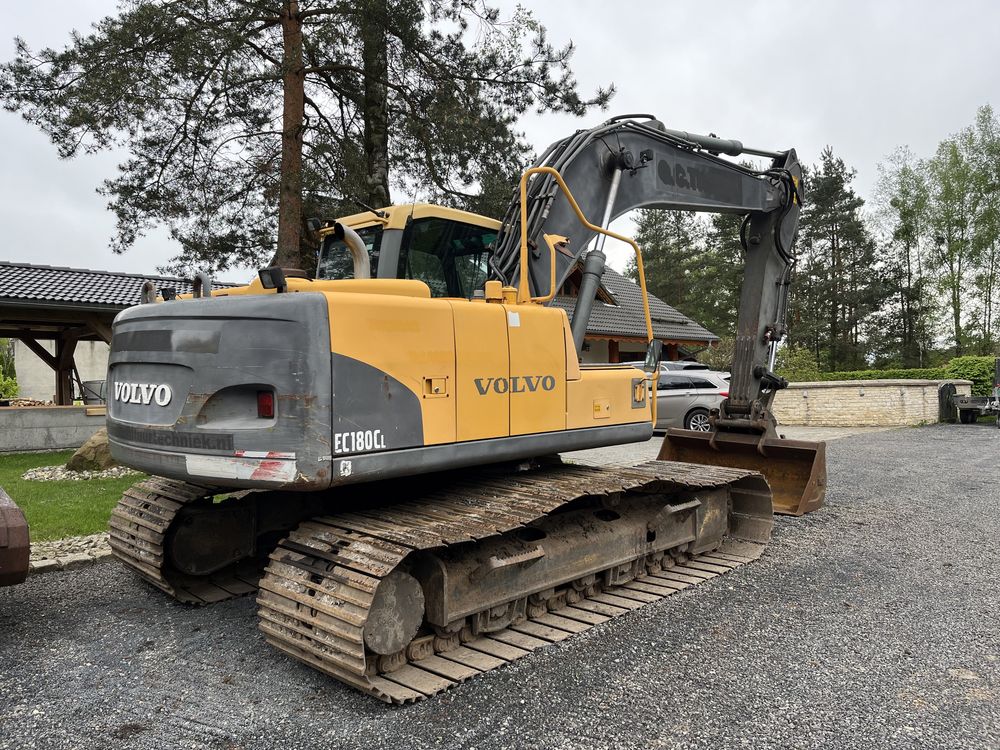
[327,291,456,447]
[452,302,510,442]
[505,305,566,436]
[568,365,651,429]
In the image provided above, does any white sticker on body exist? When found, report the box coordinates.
[333,429,386,454]
[507,311,520,327]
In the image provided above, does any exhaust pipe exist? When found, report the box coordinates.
[334,222,372,280]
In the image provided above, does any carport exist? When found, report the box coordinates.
[0,261,233,405]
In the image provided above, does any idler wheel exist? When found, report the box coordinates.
[364,569,425,655]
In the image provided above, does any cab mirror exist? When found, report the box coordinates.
[643,340,663,373]
[258,266,288,293]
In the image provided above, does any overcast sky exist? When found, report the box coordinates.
[1,0,998,282]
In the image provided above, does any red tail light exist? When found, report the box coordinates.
[257,390,275,419]
[719,391,729,397]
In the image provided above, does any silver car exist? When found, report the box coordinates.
[659,360,711,371]
[654,369,730,431]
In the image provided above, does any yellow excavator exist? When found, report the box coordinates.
[106,116,825,702]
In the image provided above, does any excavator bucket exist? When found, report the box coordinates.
[0,487,30,587]
[659,428,827,516]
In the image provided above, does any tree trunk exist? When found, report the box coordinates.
[361,2,391,209]
[274,1,307,270]
[951,240,964,356]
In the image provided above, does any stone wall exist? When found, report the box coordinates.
[0,406,105,452]
[772,379,973,427]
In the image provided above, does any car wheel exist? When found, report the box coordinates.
[685,408,711,431]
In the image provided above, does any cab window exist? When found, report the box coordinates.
[398,218,495,298]
[316,226,382,280]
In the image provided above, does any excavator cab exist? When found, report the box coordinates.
[315,204,498,299]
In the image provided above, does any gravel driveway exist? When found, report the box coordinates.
[2,424,998,750]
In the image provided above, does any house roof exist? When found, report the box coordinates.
[0,261,240,312]
[550,267,718,343]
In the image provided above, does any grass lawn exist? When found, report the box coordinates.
[0,451,147,541]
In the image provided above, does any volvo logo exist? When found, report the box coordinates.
[474,375,557,395]
[113,381,172,406]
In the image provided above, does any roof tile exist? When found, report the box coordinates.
[551,267,717,342]
[0,262,241,309]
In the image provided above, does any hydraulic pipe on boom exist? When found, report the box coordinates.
[570,162,623,353]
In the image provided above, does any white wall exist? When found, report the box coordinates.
[580,338,651,364]
[13,339,110,401]
[581,339,609,363]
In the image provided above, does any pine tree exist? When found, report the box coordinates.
[627,209,706,323]
[1,1,611,272]
[792,148,884,370]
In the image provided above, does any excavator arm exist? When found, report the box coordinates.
[491,116,824,515]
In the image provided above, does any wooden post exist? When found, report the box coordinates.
[608,339,620,364]
[84,315,113,344]
[666,343,679,361]
[55,335,77,405]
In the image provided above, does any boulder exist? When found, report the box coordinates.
[66,427,118,472]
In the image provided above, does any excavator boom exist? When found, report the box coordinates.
[492,116,825,515]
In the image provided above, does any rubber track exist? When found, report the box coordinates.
[108,477,260,604]
[256,460,769,703]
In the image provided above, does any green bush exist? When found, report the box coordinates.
[805,356,997,395]
[699,336,735,371]
[775,346,821,382]
[944,356,997,396]
[0,375,16,399]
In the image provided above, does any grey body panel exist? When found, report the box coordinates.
[330,353,423,453]
[326,421,652,486]
[107,292,334,489]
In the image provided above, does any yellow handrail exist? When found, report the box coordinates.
[517,166,654,344]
